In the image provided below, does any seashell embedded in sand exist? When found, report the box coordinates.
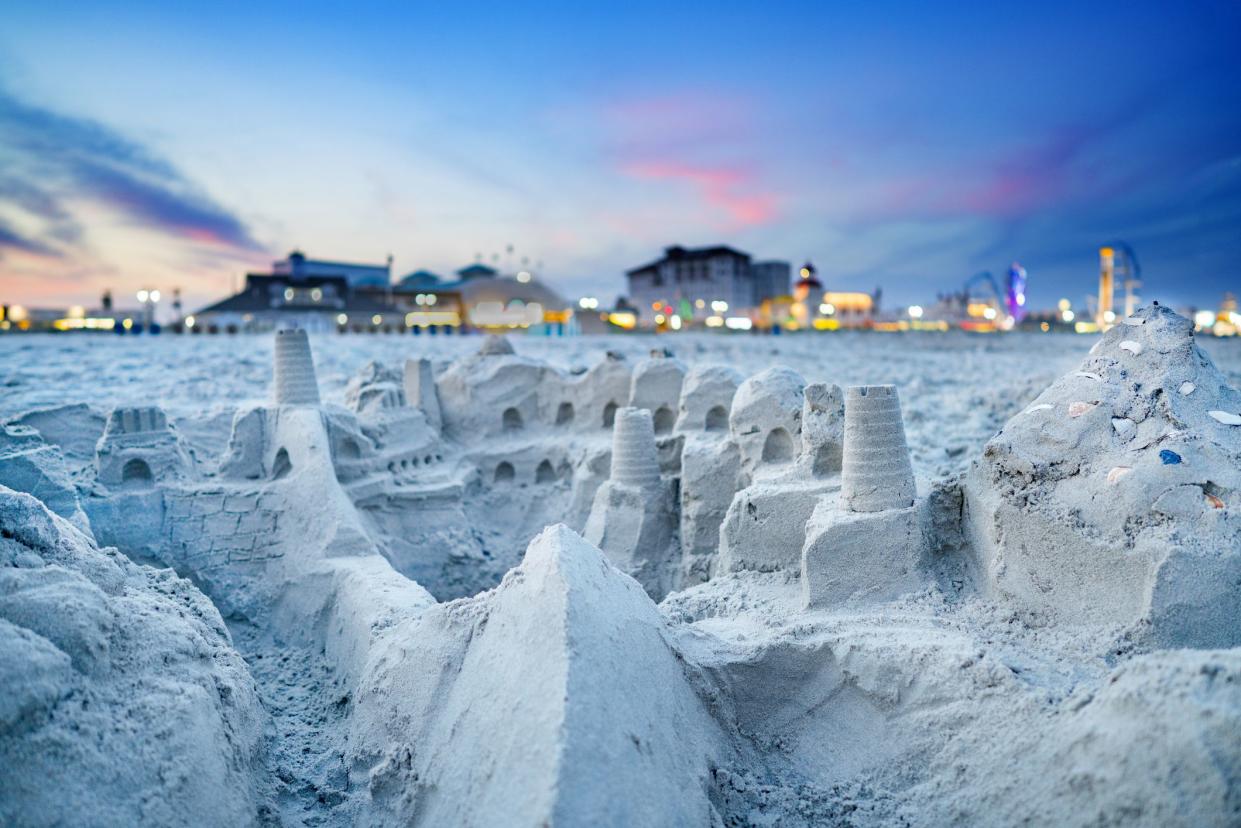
[1179,382,1196,396]
[1206,493,1225,509]
[1107,466,1133,484]
[1119,340,1143,355]
[1024,403,1053,415]
[1073,371,1103,381]
[1123,316,1145,326]
[1208,410,1241,426]
[1068,401,1097,418]
[1111,417,1135,437]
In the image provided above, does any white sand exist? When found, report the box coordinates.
[1,322,1239,826]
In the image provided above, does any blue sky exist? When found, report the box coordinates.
[1,0,1238,312]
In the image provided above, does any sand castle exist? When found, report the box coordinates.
[3,307,1240,826]
[273,328,321,406]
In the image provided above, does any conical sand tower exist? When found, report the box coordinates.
[273,329,321,406]
[584,406,677,599]
[840,385,915,512]
[801,383,925,609]
[610,407,661,488]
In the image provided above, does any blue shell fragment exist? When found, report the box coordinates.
[1159,449,1182,465]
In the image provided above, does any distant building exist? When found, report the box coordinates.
[192,272,399,333]
[456,263,500,281]
[626,245,788,322]
[752,261,791,304]
[271,250,391,288]
[189,251,574,334]
[397,269,444,290]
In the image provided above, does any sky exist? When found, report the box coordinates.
[1,0,1239,314]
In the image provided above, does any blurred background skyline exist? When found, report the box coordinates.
[1,0,1239,311]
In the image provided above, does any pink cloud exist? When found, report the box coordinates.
[621,159,778,226]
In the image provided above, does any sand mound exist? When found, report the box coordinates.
[0,486,268,826]
[346,525,730,825]
[964,305,1241,646]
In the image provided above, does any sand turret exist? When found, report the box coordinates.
[404,358,442,433]
[584,407,678,598]
[840,385,915,512]
[629,352,686,435]
[273,329,320,406]
[800,384,926,608]
[609,408,661,488]
[95,405,189,489]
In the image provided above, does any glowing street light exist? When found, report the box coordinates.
[1062,310,1075,323]
[136,290,149,302]
[908,305,924,319]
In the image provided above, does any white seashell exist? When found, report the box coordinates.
[1024,403,1053,414]
[1107,466,1133,484]
[1123,317,1144,326]
[1089,340,1103,355]
[1119,340,1143,355]
[1111,417,1135,436]
[1179,382,1195,396]
[1068,401,1097,418]
[1073,371,1103,381]
[1208,410,1241,426]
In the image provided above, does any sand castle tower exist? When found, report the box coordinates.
[584,406,678,599]
[403,357,442,434]
[800,384,925,609]
[840,385,915,512]
[610,407,661,488]
[273,329,320,406]
[96,405,189,488]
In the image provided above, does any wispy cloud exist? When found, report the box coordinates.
[0,87,265,261]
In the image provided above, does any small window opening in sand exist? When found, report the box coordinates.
[556,402,575,425]
[536,460,556,483]
[494,461,515,483]
[272,448,293,479]
[120,458,153,489]
[502,407,523,432]
[705,405,729,432]
[603,401,618,428]
[762,428,795,464]
[653,406,675,434]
